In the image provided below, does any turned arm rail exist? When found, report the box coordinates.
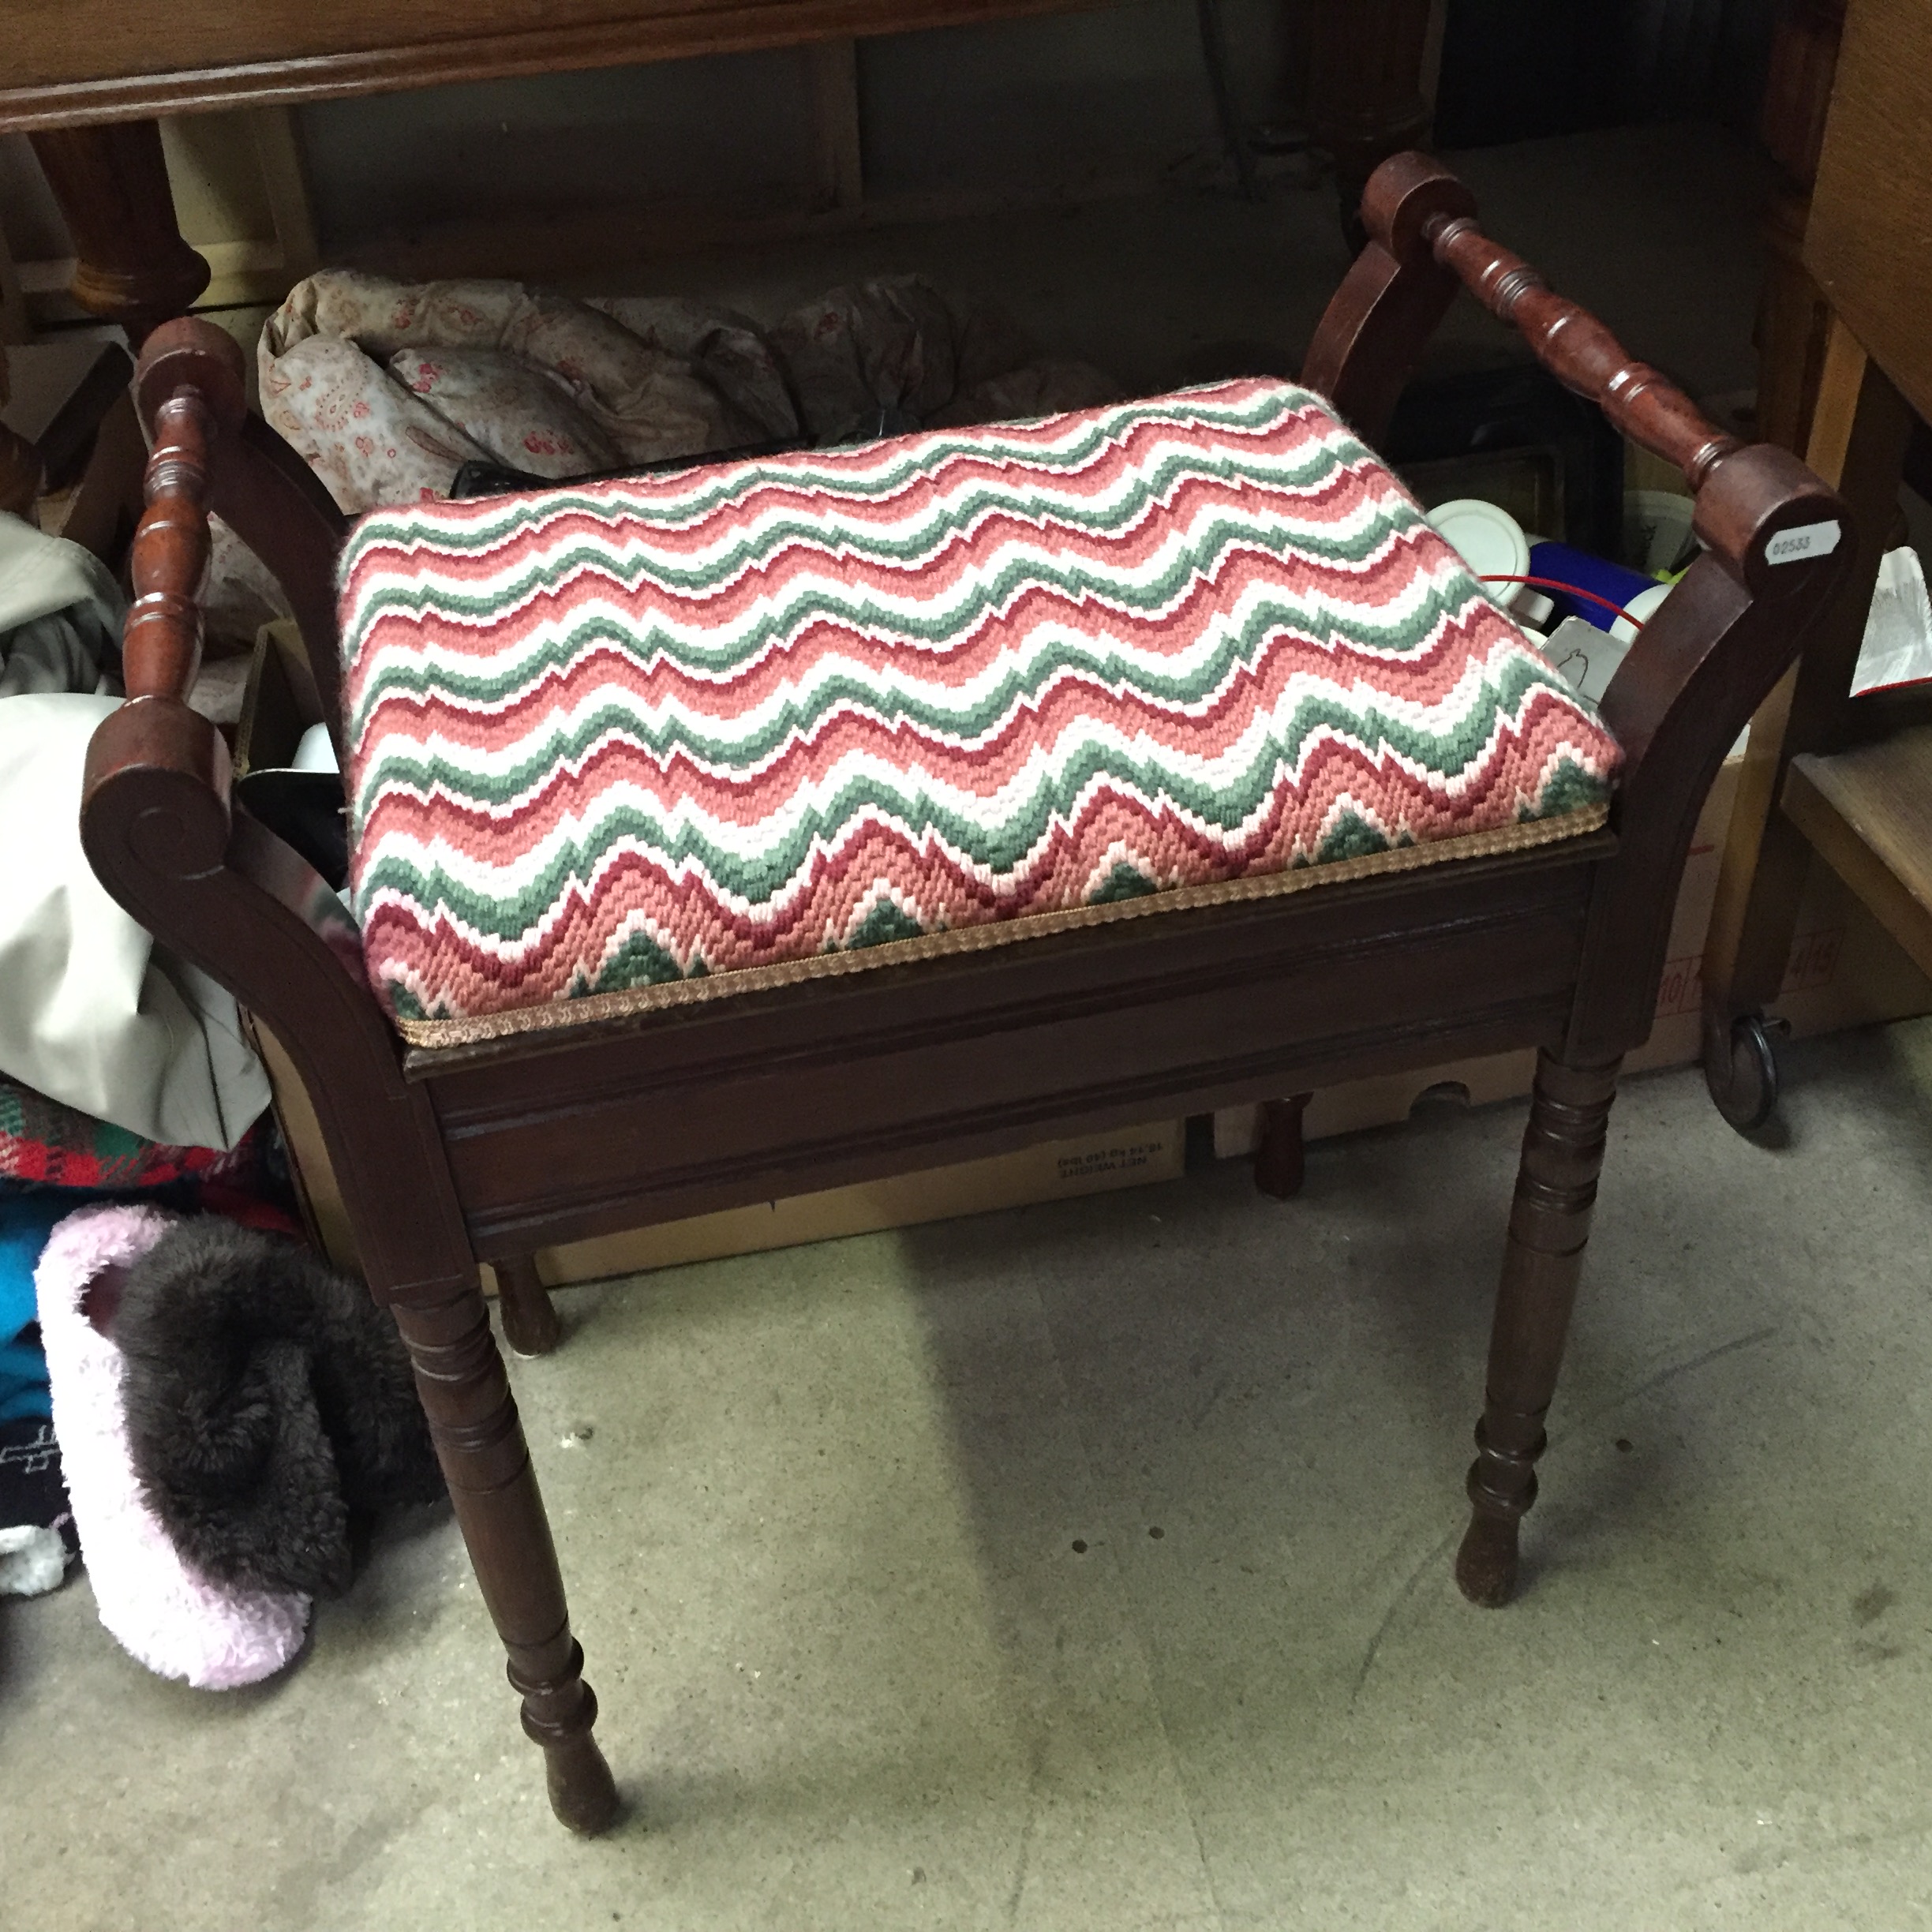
[1300,154,1852,1058]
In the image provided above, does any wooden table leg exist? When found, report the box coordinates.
[28,121,210,346]
[495,1253,564,1358]
[391,1282,620,1835]
[0,346,43,517]
[1308,0,1435,246]
[1457,1052,1620,1608]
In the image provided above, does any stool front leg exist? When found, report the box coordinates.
[1457,1052,1621,1608]
[391,1285,619,1834]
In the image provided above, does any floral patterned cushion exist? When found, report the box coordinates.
[337,378,1621,1046]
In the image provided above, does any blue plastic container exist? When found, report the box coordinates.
[1526,541,1657,635]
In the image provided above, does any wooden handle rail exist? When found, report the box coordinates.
[1425,214,1740,489]
[124,384,215,702]
[122,317,249,704]
[1357,152,1740,493]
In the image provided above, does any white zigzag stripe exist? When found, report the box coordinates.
[340,414,1381,648]
[344,510,1477,762]
[346,382,1335,564]
[357,666,1584,940]
[354,613,1564,822]
[362,728,1603,992]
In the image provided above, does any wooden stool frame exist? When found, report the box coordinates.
[82,155,1847,1833]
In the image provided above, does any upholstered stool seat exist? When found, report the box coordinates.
[338,376,1622,1046]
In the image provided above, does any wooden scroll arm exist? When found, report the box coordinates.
[1567,492,1848,1063]
[1303,155,1857,1060]
[80,325,469,1299]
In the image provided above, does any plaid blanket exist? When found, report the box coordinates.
[0,1077,258,1193]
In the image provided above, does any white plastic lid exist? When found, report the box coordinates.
[292,721,340,774]
[1425,498,1531,611]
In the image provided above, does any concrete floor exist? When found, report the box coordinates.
[6,1028,1932,1928]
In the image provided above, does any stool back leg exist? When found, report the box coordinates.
[494,1255,564,1358]
[1457,1051,1621,1608]
[1253,1095,1313,1199]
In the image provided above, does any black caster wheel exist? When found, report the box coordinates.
[1703,1013,1780,1133]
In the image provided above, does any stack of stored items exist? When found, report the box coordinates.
[0,509,437,1682]
[255,268,1121,512]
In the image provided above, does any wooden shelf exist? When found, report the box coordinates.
[1784,724,1932,977]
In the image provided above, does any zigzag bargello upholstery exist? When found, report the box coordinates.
[338,378,1622,1045]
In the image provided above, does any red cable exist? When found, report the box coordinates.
[1478,573,1648,628]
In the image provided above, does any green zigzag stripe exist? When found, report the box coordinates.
[340,439,1397,657]
[358,690,1604,942]
[373,750,1609,1010]
[344,525,1473,743]
[345,567,1518,762]
[354,642,1589,821]
[342,385,1340,574]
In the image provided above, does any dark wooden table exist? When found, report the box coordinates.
[0,0,1434,342]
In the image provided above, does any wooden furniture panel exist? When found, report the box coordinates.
[1702,316,1915,1053]
[1784,729,1932,977]
[3,1,1432,339]
[1806,0,1932,429]
[1700,0,1932,1129]
[428,854,1596,1257]
[1753,0,1843,457]
[0,0,1115,127]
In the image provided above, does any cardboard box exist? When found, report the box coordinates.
[1213,751,1932,1155]
[484,1125,1184,1290]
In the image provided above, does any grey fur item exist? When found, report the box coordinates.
[113,1219,444,1597]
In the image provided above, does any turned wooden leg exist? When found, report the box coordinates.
[495,1254,562,1357]
[28,122,210,346]
[1253,1093,1312,1198]
[1308,0,1434,247]
[1456,1052,1619,1608]
[391,1283,619,1834]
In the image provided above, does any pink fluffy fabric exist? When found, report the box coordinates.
[36,1204,310,1689]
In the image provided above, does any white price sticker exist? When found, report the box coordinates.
[1765,519,1842,565]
